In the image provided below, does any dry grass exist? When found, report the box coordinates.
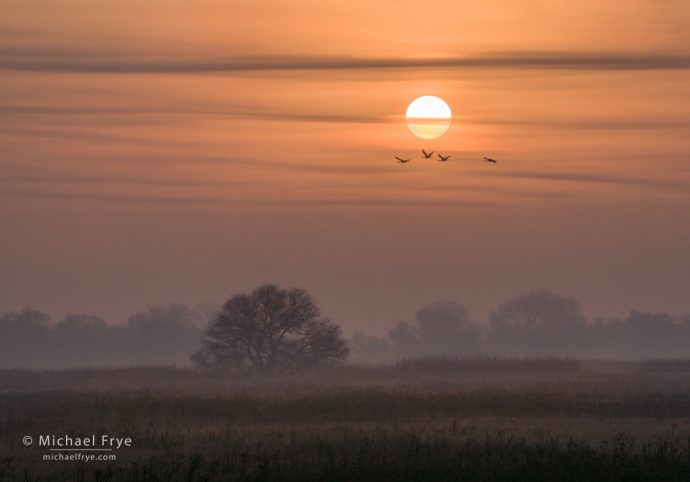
[2,358,690,481]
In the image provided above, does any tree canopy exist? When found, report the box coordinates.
[192,284,348,372]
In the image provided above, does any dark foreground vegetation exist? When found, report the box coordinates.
[4,433,690,482]
[3,358,690,481]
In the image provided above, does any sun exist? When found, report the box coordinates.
[405,96,452,139]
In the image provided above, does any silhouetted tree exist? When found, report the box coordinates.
[192,284,348,373]
[0,308,50,368]
[124,303,202,365]
[490,290,584,331]
[388,320,418,355]
[415,301,478,354]
[387,301,477,357]
[53,314,108,366]
[349,332,394,364]
[590,311,685,359]
[487,290,587,355]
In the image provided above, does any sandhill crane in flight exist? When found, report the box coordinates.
[421,149,434,159]
[437,153,451,162]
[395,156,411,163]
[483,157,498,163]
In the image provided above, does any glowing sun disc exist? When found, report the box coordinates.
[406,96,452,139]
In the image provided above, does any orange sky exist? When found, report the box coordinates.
[1,1,690,332]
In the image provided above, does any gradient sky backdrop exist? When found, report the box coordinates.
[2,0,690,333]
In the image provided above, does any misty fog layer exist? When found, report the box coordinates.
[0,304,207,369]
[2,290,690,369]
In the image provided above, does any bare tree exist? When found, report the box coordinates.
[192,284,348,373]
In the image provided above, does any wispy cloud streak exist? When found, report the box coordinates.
[486,170,690,192]
[3,51,690,73]
[0,172,244,189]
[0,187,495,208]
[4,105,690,131]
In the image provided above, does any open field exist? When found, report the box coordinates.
[3,359,690,481]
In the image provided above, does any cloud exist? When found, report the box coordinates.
[410,183,570,199]
[0,187,495,209]
[472,118,690,130]
[0,127,211,148]
[3,51,690,73]
[5,104,690,132]
[0,105,391,124]
[0,172,244,189]
[485,170,690,192]
[0,106,180,115]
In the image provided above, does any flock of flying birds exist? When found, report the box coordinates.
[395,149,498,165]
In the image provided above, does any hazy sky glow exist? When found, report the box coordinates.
[1,1,690,333]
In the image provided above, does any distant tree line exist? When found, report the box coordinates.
[3,288,690,369]
[0,285,349,372]
[350,291,690,363]
[0,304,208,369]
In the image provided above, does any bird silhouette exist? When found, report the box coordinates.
[395,156,411,163]
[483,157,497,163]
[421,149,434,159]
[437,153,451,162]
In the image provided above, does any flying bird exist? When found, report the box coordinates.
[437,153,451,162]
[483,157,498,164]
[395,156,411,163]
[421,149,434,158]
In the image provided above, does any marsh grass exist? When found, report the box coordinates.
[3,358,690,481]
